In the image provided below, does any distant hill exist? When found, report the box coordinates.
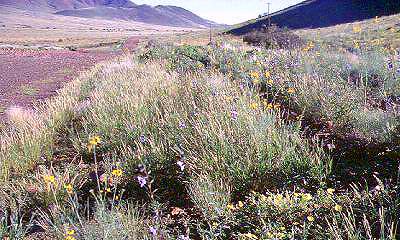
[229,0,400,35]
[0,0,136,11]
[0,0,221,28]
[55,5,220,28]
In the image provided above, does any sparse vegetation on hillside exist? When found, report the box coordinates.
[0,14,399,240]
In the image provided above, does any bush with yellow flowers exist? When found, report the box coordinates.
[213,182,398,239]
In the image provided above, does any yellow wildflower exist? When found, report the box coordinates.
[112,169,123,177]
[250,71,260,79]
[334,204,343,212]
[253,78,261,84]
[327,188,335,195]
[66,229,75,235]
[89,136,101,146]
[64,184,73,194]
[263,100,273,110]
[264,71,271,78]
[225,96,233,102]
[65,236,76,240]
[44,175,56,184]
[307,215,315,222]
[227,203,236,210]
[353,40,360,49]
[302,193,312,201]
[274,104,281,110]
[238,201,244,208]
[276,194,283,201]
[250,102,259,110]
[287,87,295,94]
[353,25,362,33]
[88,135,101,152]
[267,79,273,84]
[274,194,284,206]
[115,195,120,200]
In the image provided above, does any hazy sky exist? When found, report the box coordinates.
[133,0,304,24]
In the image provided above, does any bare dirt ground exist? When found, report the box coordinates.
[0,6,201,121]
[0,36,142,119]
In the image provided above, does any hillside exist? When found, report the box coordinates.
[55,5,220,28]
[0,0,137,11]
[229,0,400,35]
[0,0,220,28]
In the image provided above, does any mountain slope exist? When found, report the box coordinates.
[0,0,136,11]
[155,5,215,27]
[0,0,220,28]
[55,5,220,28]
[229,0,400,35]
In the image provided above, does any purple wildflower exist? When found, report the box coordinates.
[231,110,238,120]
[149,226,157,236]
[177,160,185,171]
[387,59,393,70]
[326,143,336,150]
[139,135,147,144]
[137,176,147,188]
[179,121,186,129]
[137,164,145,173]
[239,83,245,91]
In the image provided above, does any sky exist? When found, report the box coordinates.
[133,0,304,24]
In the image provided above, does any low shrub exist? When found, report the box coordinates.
[243,25,304,49]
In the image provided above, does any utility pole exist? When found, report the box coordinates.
[209,23,212,43]
[267,2,271,27]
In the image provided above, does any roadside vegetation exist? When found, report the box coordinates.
[0,15,399,239]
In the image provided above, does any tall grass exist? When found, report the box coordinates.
[0,24,398,238]
[0,56,333,238]
[139,40,399,143]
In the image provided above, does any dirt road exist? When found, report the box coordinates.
[0,37,141,119]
